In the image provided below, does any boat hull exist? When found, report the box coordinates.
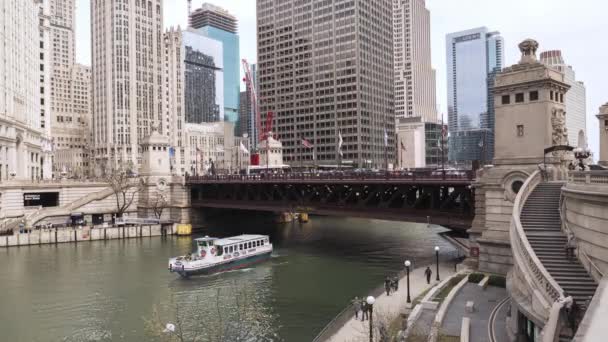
[172,251,272,277]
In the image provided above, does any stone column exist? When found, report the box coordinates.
[597,103,608,166]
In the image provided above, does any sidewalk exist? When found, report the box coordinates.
[327,263,455,342]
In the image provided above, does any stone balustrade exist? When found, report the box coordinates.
[508,170,564,329]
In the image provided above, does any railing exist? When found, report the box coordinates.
[568,171,608,185]
[187,170,475,183]
[510,170,564,304]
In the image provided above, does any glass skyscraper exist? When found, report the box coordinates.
[190,4,240,126]
[446,27,504,164]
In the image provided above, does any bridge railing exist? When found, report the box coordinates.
[186,170,474,183]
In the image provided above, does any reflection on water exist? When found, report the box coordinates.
[0,214,455,342]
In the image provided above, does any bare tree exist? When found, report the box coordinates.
[144,283,276,342]
[104,167,142,218]
[152,192,168,220]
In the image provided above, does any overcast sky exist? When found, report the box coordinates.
[75,0,607,156]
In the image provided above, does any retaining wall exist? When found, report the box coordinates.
[0,225,173,248]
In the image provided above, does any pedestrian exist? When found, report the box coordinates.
[384,276,392,296]
[352,296,361,319]
[361,299,369,321]
[565,231,576,259]
[425,266,432,284]
[392,276,399,292]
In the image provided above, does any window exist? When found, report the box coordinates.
[560,93,564,103]
[550,91,554,100]
[529,91,539,101]
[517,125,524,137]
[501,95,510,105]
[515,93,524,103]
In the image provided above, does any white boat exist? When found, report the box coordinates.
[168,235,273,277]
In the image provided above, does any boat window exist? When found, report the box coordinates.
[230,246,234,253]
[198,241,207,247]
[217,247,223,256]
[248,242,252,248]
[257,240,261,247]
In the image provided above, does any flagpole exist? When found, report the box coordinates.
[441,117,446,171]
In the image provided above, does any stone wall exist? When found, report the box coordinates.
[0,224,172,248]
[563,181,608,279]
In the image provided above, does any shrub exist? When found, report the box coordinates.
[488,275,506,288]
[468,273,485,284]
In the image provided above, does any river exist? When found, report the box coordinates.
[0,214,457,342]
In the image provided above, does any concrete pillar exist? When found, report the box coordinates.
[597,103,608,166]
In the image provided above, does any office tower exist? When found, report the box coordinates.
[540,50,587,147]
[190,4,240,126]
[446,27,504,164]
[39,0,54,179]
[394,0,437,121]
[393,0,439,169]
[257,0,395,168]
[91,0,165,171]
[0,0,51,181]
[164,28,224,174]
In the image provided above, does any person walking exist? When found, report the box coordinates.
[425,266,432,284]
[384,276,392,296]
[352,296,361,319]
[392,276,399,292]
[565,231,576,259]
[361,299,369,321]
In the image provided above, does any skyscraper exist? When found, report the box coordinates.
[190,4,240,126]
[394,0,437,122]
[540,50,587,147]
[164,27,225,175]
[446,27,504,164]
[393,0,439,169]
[0,0,51,181]
[257,0,395,168]
[91,0,165,170]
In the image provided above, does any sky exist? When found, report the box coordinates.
[75,0,607,157]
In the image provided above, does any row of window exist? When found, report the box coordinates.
[220,239,267,254]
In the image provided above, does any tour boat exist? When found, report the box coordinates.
[168,235,273,277]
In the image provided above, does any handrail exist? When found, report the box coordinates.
[510,170,564,304]
[568,170,608,185]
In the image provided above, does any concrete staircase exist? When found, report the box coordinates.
[522,182,598,311]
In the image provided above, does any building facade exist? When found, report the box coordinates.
[190,4,240,126]
[238,64,257,142]
[91,0,165,172]
[0,0,52,181]
[257,0,395,168]
[185,122,249,175]
[446,27,504,164]
[393,0,438,169]
[540,50,587,147]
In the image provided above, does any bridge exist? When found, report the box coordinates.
[187,171,475,230]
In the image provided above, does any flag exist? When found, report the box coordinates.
[338,130,344,157]
[301,138,313,149]
[437,138,443,151]
[400,141,406,151]
[240,142,249,154]
[441,125,447,139]
[384,127,389,147]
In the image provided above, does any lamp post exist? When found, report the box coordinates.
[367,295,375,342]
[405,260,411,304]
[435,246,440,281]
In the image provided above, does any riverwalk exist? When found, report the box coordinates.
[326,263,455,342]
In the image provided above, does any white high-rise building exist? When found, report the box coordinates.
[393,0,438,169]
[393,0,437,122]
[0,0,52,181]
[540,50,587,147]
[91,0,165,172]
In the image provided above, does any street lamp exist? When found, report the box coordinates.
[367,295,375,342]
[404,260,411,304]
[435,246,440,281]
